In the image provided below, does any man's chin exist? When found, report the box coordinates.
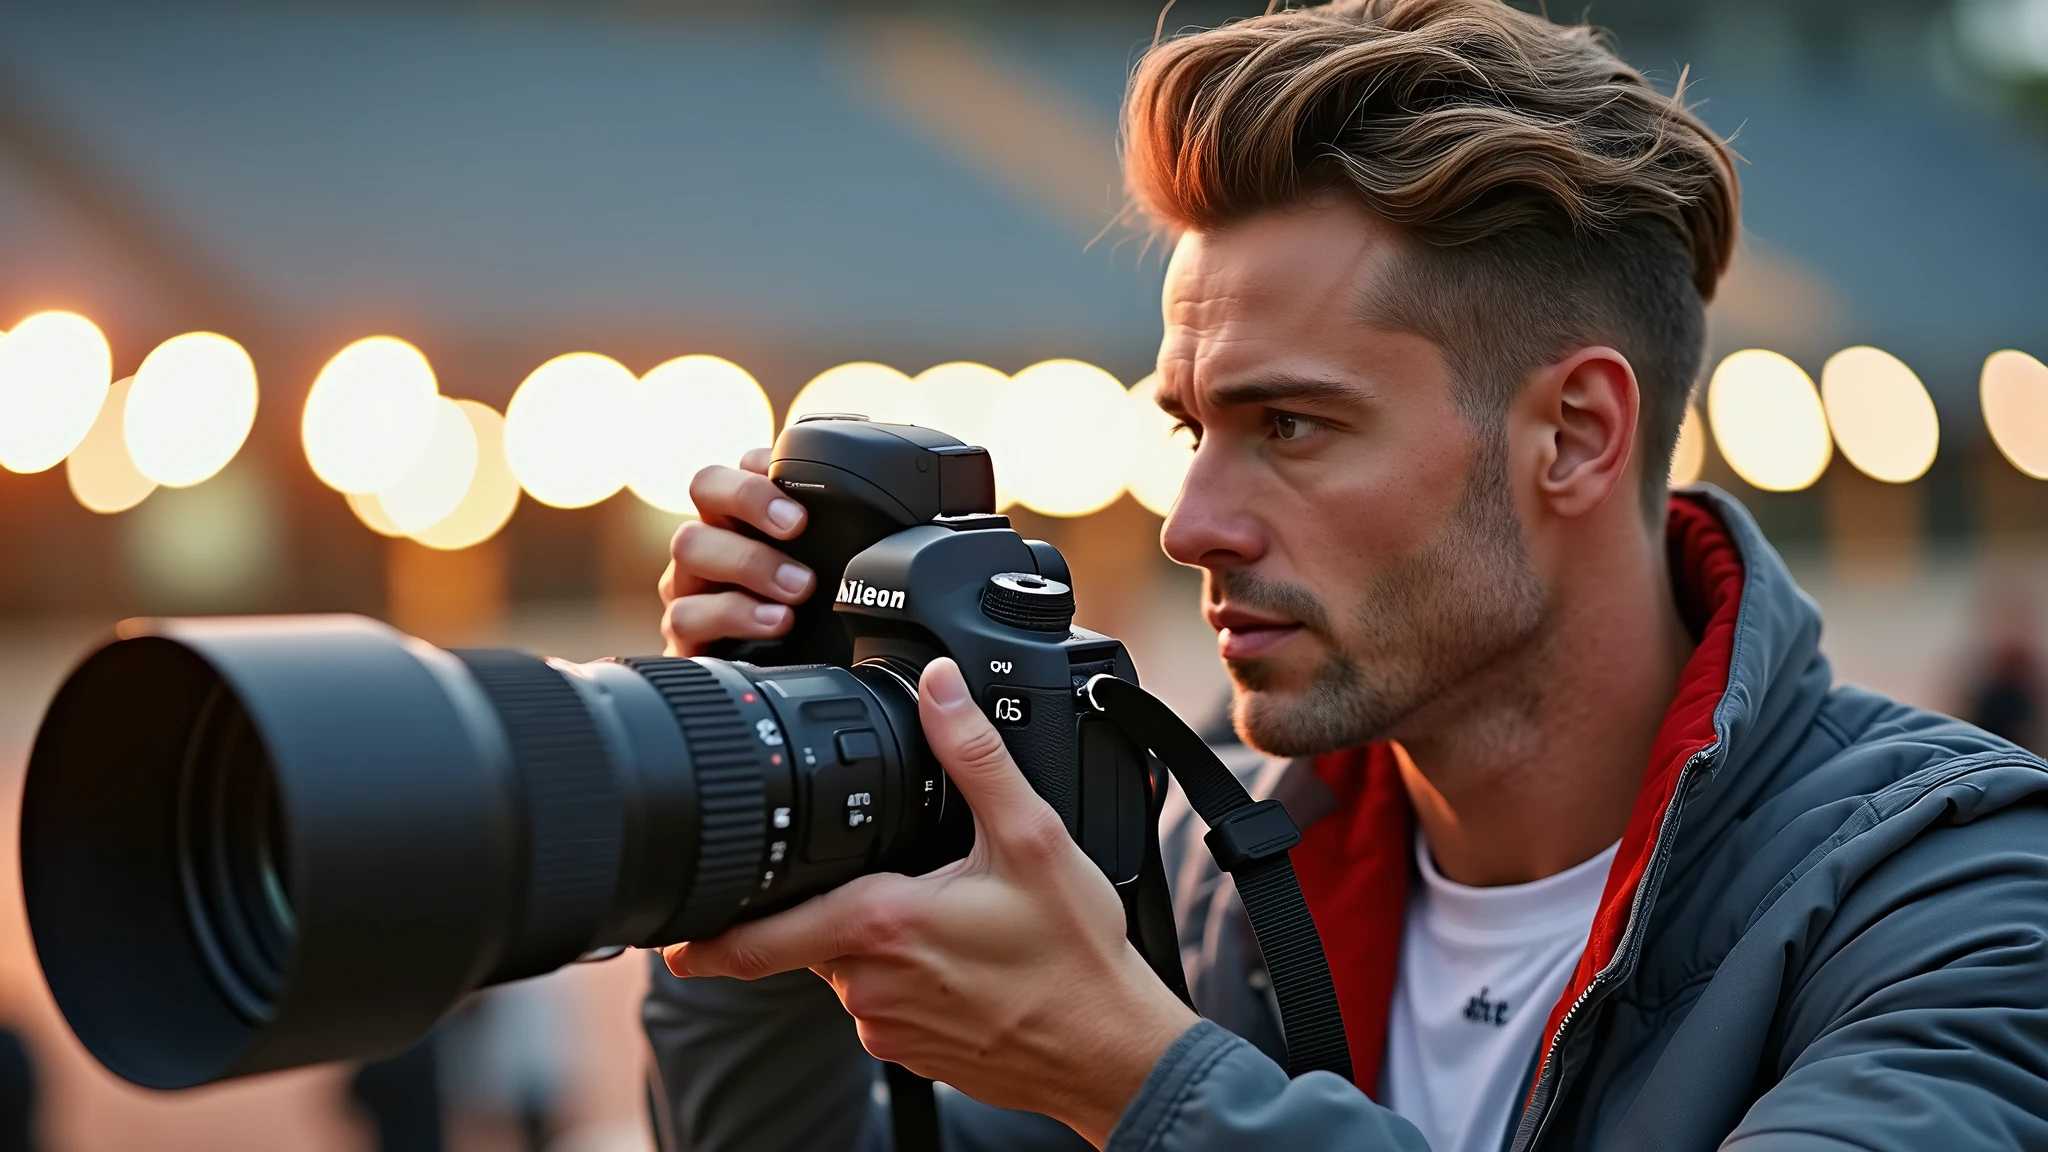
[1227,680,1376,758]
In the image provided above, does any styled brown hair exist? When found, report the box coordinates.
[1124,0,1740,512]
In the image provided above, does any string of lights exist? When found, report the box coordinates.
[2,310,2044,552]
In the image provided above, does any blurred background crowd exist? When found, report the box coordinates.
[0,0,2044,1148]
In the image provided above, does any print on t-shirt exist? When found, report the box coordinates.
[1461,987,1509,1027]
[1385,833,1620,1152]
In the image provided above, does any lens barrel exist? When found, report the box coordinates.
[21,615,960,1089]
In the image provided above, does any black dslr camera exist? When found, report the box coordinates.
[21,416,1344,1122]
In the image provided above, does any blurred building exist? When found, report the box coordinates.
[0,0,2043,629]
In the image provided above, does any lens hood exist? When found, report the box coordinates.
[22,616,513,1088]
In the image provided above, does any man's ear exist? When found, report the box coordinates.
[1519,347,1638,520]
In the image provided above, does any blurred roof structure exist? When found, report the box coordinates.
[0,0,2042,419]
[0,3,1165,398]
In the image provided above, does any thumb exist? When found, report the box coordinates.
[917,658,1062,846]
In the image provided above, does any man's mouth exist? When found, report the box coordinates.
[1207,606,1305,662]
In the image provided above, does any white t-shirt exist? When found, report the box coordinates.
[1382,833,1619,1152]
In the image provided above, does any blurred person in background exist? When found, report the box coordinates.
[645,2,2048,1149]
[1970,641,2043,752]
[439,980,572,1152]
[0,1029,34,1152]
[350,1035,444,1152]
[1966,577,2044,752]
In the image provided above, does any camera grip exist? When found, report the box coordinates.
[993,687,1081,834]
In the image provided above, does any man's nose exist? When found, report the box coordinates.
[1160,445,1266,569]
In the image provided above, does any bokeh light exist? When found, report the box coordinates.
[913,361,1006,447]
[1706,349,1832,493]
[1668,405,1706,487]
[378,397,479,532]
[1819,346,1938,483]
[0,311,112,474]
[785,362,922,429]
[67,375,157,513]
[993,359,1135,517]
[302,336,440,494]
[505,352,636,508]
[1125,373,1195,517]
[913,361,1014,506]
[1981,349,2048,479]
[628,355,774,514]
[411,400,522,550]
[125,331,259,488]
[345,490,407,537]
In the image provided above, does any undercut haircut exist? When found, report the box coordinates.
[1123,0,1740,515]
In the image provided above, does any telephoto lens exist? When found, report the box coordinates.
[21,615,966,1089]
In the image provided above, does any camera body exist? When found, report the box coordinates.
[741,415,1153,899]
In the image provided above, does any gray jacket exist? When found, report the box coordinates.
[644,488,2048,1150]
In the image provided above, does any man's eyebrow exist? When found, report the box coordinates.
[1207,376,1368,408]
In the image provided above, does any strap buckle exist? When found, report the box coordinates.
[1202,799,1302,872]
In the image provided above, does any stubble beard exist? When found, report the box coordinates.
[1224,449,1547,757]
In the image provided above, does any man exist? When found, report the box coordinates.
[646,2,2048,1148]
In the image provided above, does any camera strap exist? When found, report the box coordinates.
[882,674,1355,1152]
[1081,674,1354,1083]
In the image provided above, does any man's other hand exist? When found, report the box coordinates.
[664,657,1201,1148]
[658,448,814,656]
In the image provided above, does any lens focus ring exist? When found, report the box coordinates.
[452,650,623,982]
[624,658,766,940]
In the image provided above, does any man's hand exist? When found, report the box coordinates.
[664,658,1201,1148]
[658,448,813,657]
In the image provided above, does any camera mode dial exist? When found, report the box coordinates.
[980,572,1075,633]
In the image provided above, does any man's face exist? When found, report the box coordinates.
[1157,200,1547,756]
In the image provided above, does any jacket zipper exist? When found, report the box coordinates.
[1508,741,1721,1152]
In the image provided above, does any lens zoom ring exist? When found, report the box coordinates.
[451,650,622,982]
[624,658,764,939]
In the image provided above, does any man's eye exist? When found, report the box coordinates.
[1171,419,1202,447]
[1270,412,1319,441]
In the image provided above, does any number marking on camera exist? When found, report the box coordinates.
[990,659,1013,674]
[985,688,1031,728]
[756,718,784,746]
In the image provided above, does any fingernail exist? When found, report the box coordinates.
[664,945,697,978]
[754,603,790,627]
[774,563,811,596]
[768,499,803,532]
[925,660,970,709]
